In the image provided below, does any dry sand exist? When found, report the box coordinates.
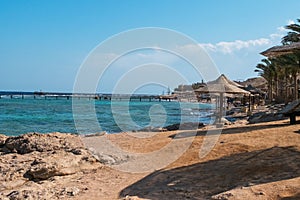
[0,118,300,199]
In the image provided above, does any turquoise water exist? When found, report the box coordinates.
[0,98,214,136]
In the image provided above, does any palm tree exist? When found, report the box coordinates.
[255,58,277,101]
[282,19,300,45]
[272,55,298,101]
[277,54,300,100]
[281,19,300,100]
[258,19,300,102]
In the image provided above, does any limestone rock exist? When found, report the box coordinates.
[164,122,204,131]
[3,132,81,154]
[138,126,167,132]
[0,132,101,199]
[0,134,7,146]
[88,148,129,165]
[26,149,97,180]
[60,187,80,196]
[248,112,286,124]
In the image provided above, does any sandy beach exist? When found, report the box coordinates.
[0,118,299,199]
[2,1,300,199]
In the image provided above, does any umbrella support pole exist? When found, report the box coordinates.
[218,93,224,124]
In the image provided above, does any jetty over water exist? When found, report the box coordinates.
[0,91,174,102]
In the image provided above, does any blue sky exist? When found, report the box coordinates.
[0,0,300,93]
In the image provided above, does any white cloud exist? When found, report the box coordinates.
[200,25,288,54]
[195,27,290,80]
[201,38,271,54]
[277,26,286,32]
[270,33,283,40]
[287,19,295,25]
[274,19,295,35]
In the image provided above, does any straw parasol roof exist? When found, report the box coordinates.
[195,74,250,124]
[221,74,244,88]
[260,42,300,58]
[195,74,250,94]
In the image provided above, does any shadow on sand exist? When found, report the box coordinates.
[293,130,300,134]
[119,146,300,199]
[281,193,300,200]
[169,122,292,139]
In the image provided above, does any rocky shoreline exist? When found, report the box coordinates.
[0,133,101,199]
[0,118,300,199]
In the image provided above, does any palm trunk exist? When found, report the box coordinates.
[269,79,273,102]
[275,77,279,101]
[294,73,298,100]
[285,75,289,103]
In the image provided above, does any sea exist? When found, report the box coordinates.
[0,97,215,136]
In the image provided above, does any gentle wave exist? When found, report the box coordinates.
[0,99,214,136]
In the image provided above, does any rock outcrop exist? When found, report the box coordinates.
[248,112,286,124]
[0,132,101,200]
[163,122,204,131]
[0,134,7,146]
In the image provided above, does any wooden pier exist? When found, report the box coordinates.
[0,91,175,102]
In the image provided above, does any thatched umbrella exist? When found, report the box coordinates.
[196,74,250,94]
[261,42,300,58]
[195,74,250,123]
[222,74,244,88]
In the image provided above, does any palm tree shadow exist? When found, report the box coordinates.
[119,146,300,199]
[293,130,300,134]
[280,193,300,200]
[169,122,292,139]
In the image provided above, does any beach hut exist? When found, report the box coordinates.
[195,74,250,124]
[261,42,300,58]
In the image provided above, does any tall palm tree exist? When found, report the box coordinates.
[277,54,300,100]
[258,19,300,102]
[282,19,300,45]
[255,58,277,101]
[272,55,298,101]
[281,19,300,100]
